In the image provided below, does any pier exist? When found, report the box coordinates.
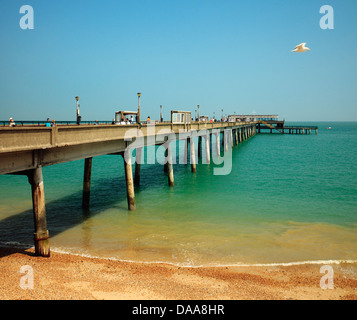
[0,114,317,257]
[256,121,318,135]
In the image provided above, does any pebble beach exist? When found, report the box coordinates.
[1,247,356,300]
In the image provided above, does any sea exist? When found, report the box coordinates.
[0,122,356,266]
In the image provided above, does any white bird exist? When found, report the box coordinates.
[292,43,311,53]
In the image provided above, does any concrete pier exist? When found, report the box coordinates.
[0,118,317,258]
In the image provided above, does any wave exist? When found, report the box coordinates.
[37,246,357,268]
[2,242,357,268]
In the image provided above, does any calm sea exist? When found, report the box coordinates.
[1,122,357,266]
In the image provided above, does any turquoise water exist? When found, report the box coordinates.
[1,122,357,266]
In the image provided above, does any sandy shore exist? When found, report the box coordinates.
[0,247,356,300]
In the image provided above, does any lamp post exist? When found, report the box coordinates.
[221,109,224,121]
[75,96,80,124]
[160,105,163,122]
[197,105,200,122]
[137,93,141,123]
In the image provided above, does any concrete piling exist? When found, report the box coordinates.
[164,147,168,173]
[27,167,50,257]
[198,136,202,158]
[216,132,220,156]
[205,134,210,164]
[135,148,142,186]
[167,141,175,187]
[82,157,92,209]
[183,138,189,164]
[224,131,228,152]
[122,150,136,211]
[190,136,197,173]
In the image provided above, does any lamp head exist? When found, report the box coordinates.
[75,96,80,101]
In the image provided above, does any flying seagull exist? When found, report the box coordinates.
[292,43,310,53]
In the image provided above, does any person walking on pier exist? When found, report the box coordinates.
[46,118,51,127]
[51,119,56,127]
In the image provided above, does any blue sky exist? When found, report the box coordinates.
[0,0,356,121]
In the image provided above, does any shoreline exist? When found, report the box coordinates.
[1,246,356,300]
[3,242,357,268]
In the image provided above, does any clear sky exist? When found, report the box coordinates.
[0,0,356,122]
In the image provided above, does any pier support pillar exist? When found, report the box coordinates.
[183,138,189,164]
[167,142,175,187]
[122,150,136,211]
[198,136,202,158]
[205,134,210,164]
[224,131,228,152]
[235,129,238,146]
[135,148,142,186]
[216,132,220,156]
[190,136,197,173]
[82,157,92,209]
[27,167,50,257]
[164,147,168,173]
